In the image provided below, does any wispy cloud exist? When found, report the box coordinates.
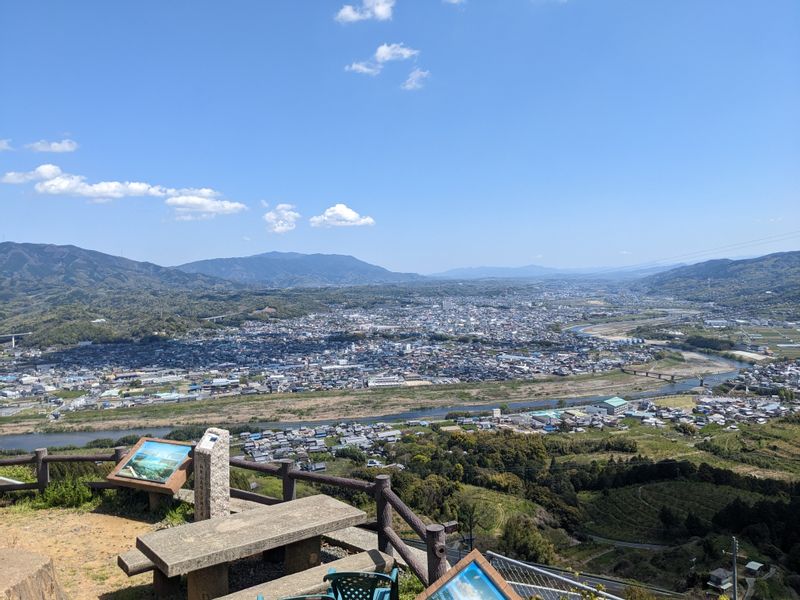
[375,43,418,63]
[310,203,375,228]
[443,0,465,4]
[167,195,248,221]
[0,139,12,151]
[345,61,382,76]
[25,138,79,153]
[264,203,302,233]
[1,164,246,220]
[346,42,420,77]
[336,0,395,23]
[402,68,430,90]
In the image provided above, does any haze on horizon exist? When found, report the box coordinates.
[0,0,798,274]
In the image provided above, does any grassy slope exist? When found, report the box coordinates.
[580,481,765,543]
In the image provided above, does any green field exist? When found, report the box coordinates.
[580,481,765,543]
[745,326,800,359]
[698,420,800,476]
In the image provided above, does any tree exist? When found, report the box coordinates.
[500,514,555,564]
[659,505,681,534]
[455,491,497,550]
[685,511,708,537]
[624,588,658,600]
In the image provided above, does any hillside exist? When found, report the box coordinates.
[0,243,313,346]
[178,251,423,287]
[0,242,228,298]
[642,251,800,310]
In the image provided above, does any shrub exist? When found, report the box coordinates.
[34,476,94,508]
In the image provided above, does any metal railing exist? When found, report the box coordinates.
[486,552,625,600]
[0,448,451,586]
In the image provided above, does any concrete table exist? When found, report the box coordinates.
[136,494,367,600]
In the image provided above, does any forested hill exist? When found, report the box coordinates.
[0,243,304,346]
[0,242,229,297]
[177,251,424,287]
[642,251,800,309]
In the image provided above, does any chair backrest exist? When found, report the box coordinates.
[325,572,389,600]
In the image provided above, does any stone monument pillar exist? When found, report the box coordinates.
[194,427,230,521]
[189,428,231,600]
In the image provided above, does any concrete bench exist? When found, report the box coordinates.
[218,549,394,600]
[118,548,155,577]
[117,489,268,579]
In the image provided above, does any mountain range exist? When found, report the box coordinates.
[177,252,422,287]
[434,264,679,280]
[1,242,797,346]
[641,250,800,307]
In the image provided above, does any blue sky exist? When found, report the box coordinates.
[1,0,798,274]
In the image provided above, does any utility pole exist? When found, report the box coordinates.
[732,536,739,600]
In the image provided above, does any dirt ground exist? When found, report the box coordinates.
[0,507,155,599]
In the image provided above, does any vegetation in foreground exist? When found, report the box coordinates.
[4,416,800,599]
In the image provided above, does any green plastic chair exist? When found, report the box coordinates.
[274,595,336,600]
[323,568,399,600]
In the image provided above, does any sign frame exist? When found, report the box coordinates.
[415,549,522,600]
[107,437,193,495]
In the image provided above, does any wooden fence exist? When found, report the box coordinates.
[0,448,451,586]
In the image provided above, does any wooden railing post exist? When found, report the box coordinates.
[375,474,393,556]
[34,448,49,493]
[279,459,296,502]
[426,524,447,584]
[113,446,127,463]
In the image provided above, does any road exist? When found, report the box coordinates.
[587,534,670,551]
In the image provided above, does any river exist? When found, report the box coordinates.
[0,329,747,452]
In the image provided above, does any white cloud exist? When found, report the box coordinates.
[0,139,12,151]
[375,42,418,63]
[2,163,246,219]
[35,174,172,199]
[166,195,248,220]
[25,139,79,153]
[1,164,62,183]
[336,0,395,23]
[402,68,430,90]
[310,203,375,228]
[263,203,301,233]
[346,43,419,77]
[443,0,465,3]
[345,61,382,76]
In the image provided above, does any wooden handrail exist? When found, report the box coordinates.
[382,526,429,587]
[290,469,375,493]
[43,453,117,463]
[0,455,35,466]
[0,449,451,587]
[382,487,427,540]
[229,456,281,474]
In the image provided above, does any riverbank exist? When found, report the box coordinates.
[0,351,740,445]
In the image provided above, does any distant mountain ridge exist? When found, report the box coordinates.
[0,242,227,298]
[433,264,678,280]
[642,251,800,308]
[177,251,423,287]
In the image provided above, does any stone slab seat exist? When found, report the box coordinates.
[118,548,156,577]
[217,550,394,600]
[117,490,266,578]
[323,526,437,570]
